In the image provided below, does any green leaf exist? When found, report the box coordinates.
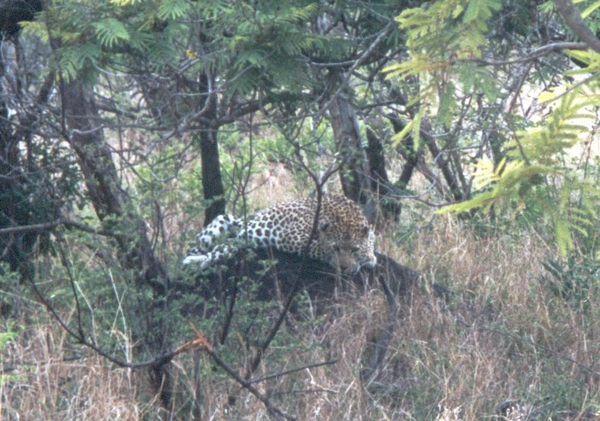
[581,1,600,18]
[392,119,415,148]
[110,0,141,5]
[158,0,190,20]
[438,81,456,128]
[93,18,130,48]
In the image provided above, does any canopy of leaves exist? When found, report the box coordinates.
[384,0,600,256]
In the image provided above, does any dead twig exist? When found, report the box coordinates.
[187,323,297,421]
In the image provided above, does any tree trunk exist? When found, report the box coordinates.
[0,0,46,281]
[61,79,173,407]
[388,115,421,192]
[329,94,370,204]
[0,46,30,277]
[62,80,170,290]
[420,120,465,202]
[198,72,225,225]
[365,128,401,221]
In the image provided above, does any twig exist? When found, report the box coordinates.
[0,218,115,237]
[28,277,180,370]
[0,354,90,375]
[538,70,600,107]
[248,359,338,385]
[244,108,342,380]
[361,268,399,384]
[470,42,588,66]
[314,21,395,119]
[188,324,296,421]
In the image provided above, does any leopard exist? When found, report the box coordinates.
[183,194,377,274]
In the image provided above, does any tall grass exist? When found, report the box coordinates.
[1,315,142,420]
[2,214,600,420]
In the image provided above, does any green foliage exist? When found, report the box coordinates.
[440,88,600,255]
[440,158,550,218]
[0,328,17,352]
[173,256,325,402]
[519,89,596,165]
[54,43,101,81]
[573,0,600,33]
[538,254,600,311]
[21,0,188,80]
[20,0,600,416]
[221,2,324,95]
[93,18,130,47]
[0,323,22,387]
[385,0,502,145]
[157,0,189,20]
[19,20,50,42]
[386,0,600,255]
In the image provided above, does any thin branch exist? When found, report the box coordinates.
[0,221,63,235]
[471,42,588,66]
[189,325,296,421]
[248,360,338,385]
[0,354,90,375]
[361,271,398,384]
[315,21,395,119]
[0,219,115,237]
[28,278,180,371]
[538,70,600,106]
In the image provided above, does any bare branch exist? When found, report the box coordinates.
[0,219,115,237]
[471,42,588,66]
[189,325,296,421]
[248,360,338,385]
[315,21,395,118]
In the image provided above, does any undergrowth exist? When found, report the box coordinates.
[2,211,600,420]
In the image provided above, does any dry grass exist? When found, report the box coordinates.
[3,213,600,420]
[1,316,141,420]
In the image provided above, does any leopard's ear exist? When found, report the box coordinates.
[361,225,370,236]
[319,221,330,232]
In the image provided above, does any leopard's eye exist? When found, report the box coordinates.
[350,246,360,253]
[332,244,341,252]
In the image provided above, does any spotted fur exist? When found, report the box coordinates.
[183,195,376,273]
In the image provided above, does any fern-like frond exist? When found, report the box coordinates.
[391,107,423,149]
[579,0,600,18]
[144,38,179,67]
[385,0,503,146]
[19,20,49,41]
[440,162,554,215]
[512,88,598,165]
[157,0,190,20]
[472,157,524,189]
[56,43,101,81]
[93,18,130,48]
[280,3,319,24]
